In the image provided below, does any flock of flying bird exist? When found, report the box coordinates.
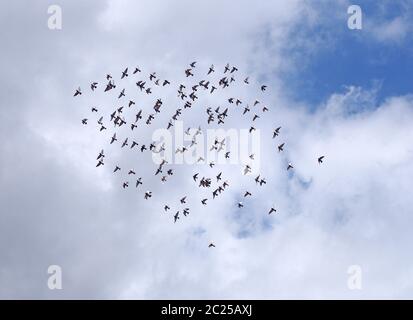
[74,62,325,248]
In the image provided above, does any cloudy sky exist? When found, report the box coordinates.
[1,0,413,299]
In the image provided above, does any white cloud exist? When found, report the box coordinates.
[0,0,412,299]
[370,16,410,43]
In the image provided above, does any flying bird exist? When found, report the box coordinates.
[121,67,128,79]
[118,88,125,99]
[278,143,285,152]
[96,149,104,160]
[110,133,117,144]
[273,127,281,138]
[73,87,82,97]
[244,165,252,175]
[174,211,180,223]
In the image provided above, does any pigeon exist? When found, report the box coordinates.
[278,143,285,152]
[110,133,117,144]
[244,165,252,175]
[273,127,281,138]
[121,67,128,79]
[74,87,82,97]
[183,208,190,216]
[118,88,125,99]
[96,149,104,160]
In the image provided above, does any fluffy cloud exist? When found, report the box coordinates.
[0,0,412,299]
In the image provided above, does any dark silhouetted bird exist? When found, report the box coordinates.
[121,67,128,79]
[278,143,285,152]
[74,87,82,96]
